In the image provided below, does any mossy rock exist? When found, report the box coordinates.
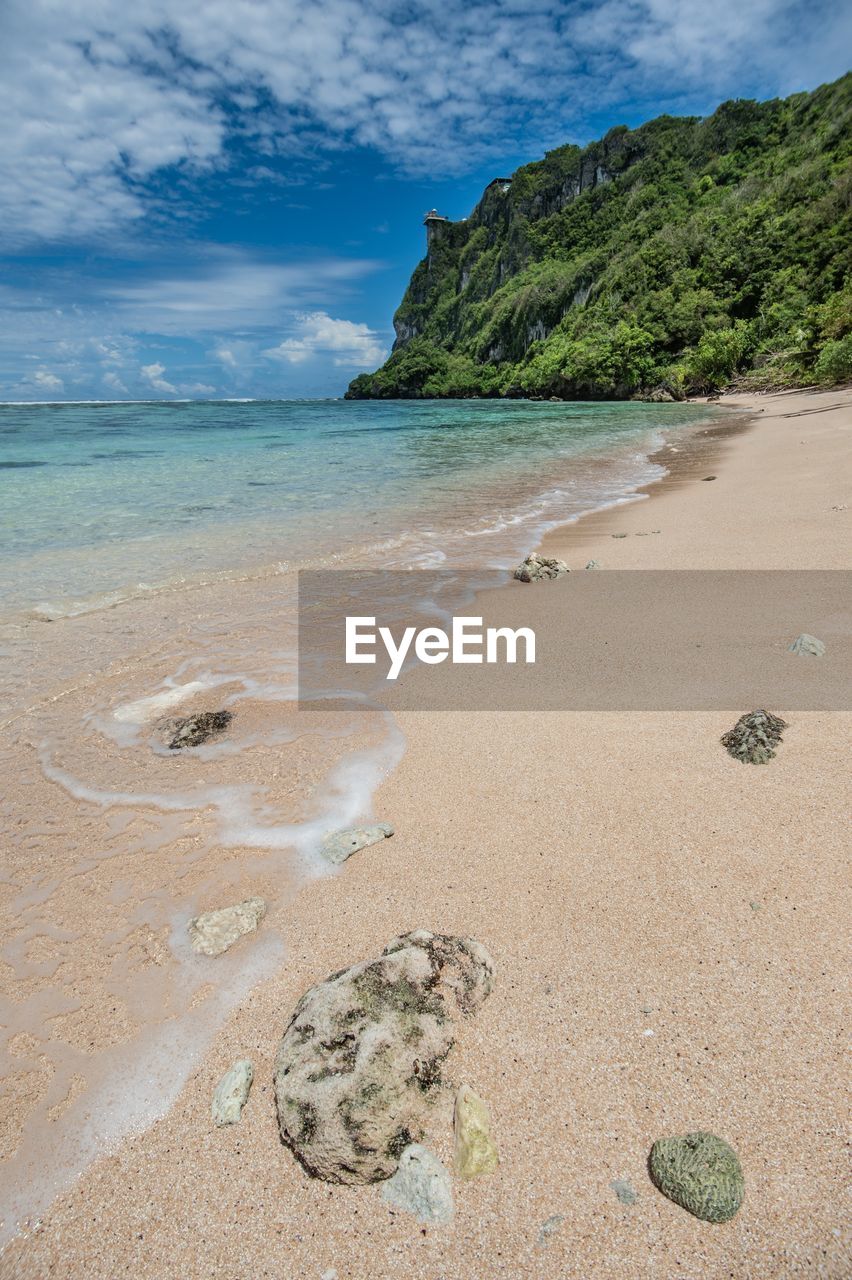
[649,1131,744,1222]
[274,930,494,1183]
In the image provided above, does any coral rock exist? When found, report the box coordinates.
[188,897,266,956]
[721,709,787,764]
[212,1059,253,1126]
[649,1131,744,1222]
[321,823,394,866]
[274,929,494,1184]
[454,1085,499,1179]
[513,553,569,583]
[166,709,232,749]
[380,1144,454,1224]
[789,633,825,657]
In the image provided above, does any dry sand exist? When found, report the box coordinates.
[1,388,850,1279]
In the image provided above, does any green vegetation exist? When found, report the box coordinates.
[347,75,852,400]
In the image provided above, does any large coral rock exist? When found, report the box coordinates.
[274,930,494,1184]
[720,709,787,764]
[513,553,569,583]
[649,1131,744,1222]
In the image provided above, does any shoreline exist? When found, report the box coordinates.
[2,388,850,1279]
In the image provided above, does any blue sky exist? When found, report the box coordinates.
[1,0,849,401]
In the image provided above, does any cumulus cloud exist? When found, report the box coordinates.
[212,345,238,369]
[263,312,387,369]
[33,369,64,392]
[1,0,849,245]
[102,370,129,394]
[140,361,178,394]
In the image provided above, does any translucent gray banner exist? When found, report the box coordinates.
[297,570,851,711]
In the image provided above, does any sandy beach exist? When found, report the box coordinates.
[1,387,850,1279]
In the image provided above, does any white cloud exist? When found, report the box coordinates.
[140,361,177,393]
[1,1,849,245]
[102,370,129,394]
[33,369,63,392]
[212,344,237,369]
[263,312,387,369]
[105,252,381,334]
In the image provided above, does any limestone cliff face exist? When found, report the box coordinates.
[385,124,650,367]
[346,74,852,400]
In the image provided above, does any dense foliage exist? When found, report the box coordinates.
[347,75,852,400]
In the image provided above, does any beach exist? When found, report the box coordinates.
[1,387,849,1279]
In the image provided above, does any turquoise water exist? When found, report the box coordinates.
[0,398,716,615]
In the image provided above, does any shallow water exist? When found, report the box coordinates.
[1,398,714,618]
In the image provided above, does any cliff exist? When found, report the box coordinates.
[347,74,851,400]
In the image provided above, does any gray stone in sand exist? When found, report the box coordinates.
[188,897,266,956]
[585,560,601,570]
[320,822,394,866]
[381,1143,454,1224]
[212,1059,253,1126]
[611,1178,638,1205]
[789,633,826,658]
[720,708,787,765]
[537,1214,565,1246]
[611,532,628,538]
[274,929,494,1184]
[513,552,569,583]
[649,1131,744,1222]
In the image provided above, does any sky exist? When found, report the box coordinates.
[1,0,849,401]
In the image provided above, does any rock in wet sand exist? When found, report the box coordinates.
[513,553,569,583]
[189,897,266,956]
[166,709,232,749]
[320,822,394,866]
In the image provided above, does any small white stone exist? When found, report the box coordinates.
[381,1144,454,1225]
[212,1059,253,1126]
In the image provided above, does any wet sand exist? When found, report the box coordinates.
[1,387,850,1279]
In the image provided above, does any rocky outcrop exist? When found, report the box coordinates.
[320,823,394,866]
[453,1085,498,1179]
[274,930,494,1184]
[212,1059,253,1126]
[380,1144,454,1223]
[513,552,569,583]
[649,1131,744,1222]
[721,709,788,764]
[189,897,266,956]
[166,710,232,749]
